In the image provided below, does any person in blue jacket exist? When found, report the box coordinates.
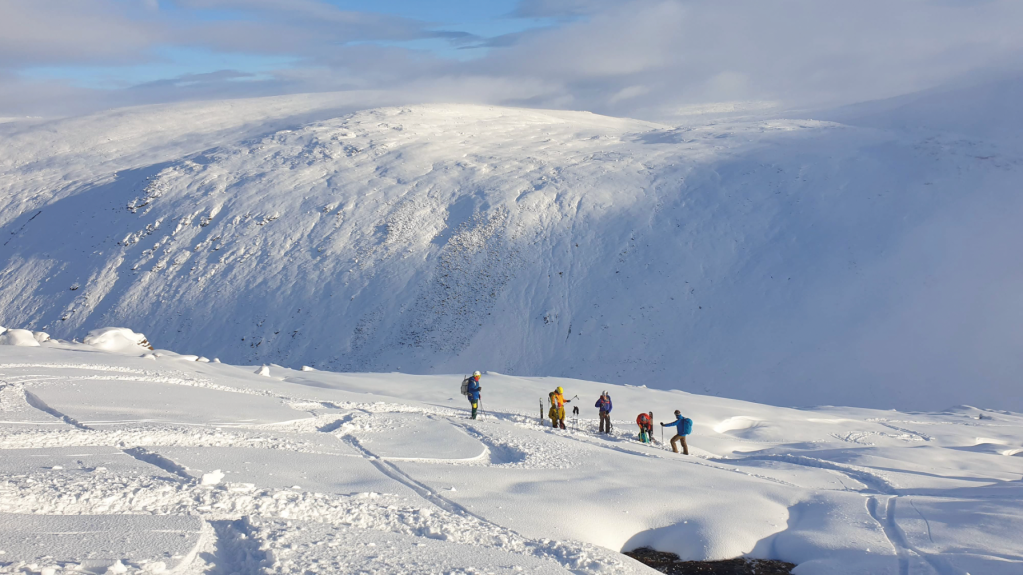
[467,370,482,419]
[660,409,690,455]
[595,391,612,433]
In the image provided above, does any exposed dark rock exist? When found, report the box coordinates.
[623,547,795,575]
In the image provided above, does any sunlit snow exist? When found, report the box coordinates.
[2,95,1021,411]
[1,84,1022,573]
[0,338,1020,573]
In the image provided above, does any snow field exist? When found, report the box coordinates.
[0,514,204,574]
[0,342,1021,573]
[0,345,649,574]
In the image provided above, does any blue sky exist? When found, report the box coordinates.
[20,0,565,90]
[1,0,1022,118]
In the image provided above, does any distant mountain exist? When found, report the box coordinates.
[823,72,1023,144]
[2,94,1021,411]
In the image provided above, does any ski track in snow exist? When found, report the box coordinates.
[0,356,642,574]
[865,496,951,575]
[1,348,1022,573]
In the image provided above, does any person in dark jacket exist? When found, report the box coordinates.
[467,370,482,419]
[595,391,612,433]
[661,410,690,454]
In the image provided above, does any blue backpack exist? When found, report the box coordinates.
[682,417,693,435]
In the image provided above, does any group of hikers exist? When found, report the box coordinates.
[461,372,693,455]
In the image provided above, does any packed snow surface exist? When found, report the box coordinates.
[0,341,1020,574]
[2,93,1022,411]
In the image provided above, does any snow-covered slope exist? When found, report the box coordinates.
[1,94,1022,411]
[1,342,1021,574]
[824,73,1023,145]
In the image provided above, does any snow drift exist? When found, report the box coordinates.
[0,329,40,347]
[1,85,1022,411]
[82,327,152,353]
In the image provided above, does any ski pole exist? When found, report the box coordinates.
[539,399,543,426]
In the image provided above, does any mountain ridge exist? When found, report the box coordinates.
[1,100,1021,411]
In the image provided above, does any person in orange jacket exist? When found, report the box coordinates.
[549,386,571,429]
[636,412,654,443]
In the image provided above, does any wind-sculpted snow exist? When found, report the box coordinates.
[0,352,649,574]
[1,345,1022,573]
[1,99,1023,411]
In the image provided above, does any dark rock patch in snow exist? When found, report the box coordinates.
[623,547,795,574]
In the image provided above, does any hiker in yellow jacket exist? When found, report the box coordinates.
[548,386,571,430]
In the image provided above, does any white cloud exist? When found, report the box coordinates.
[608,85,651,105]
[0,0,162,67]
[2,0,1023,118]
[474,0,1023,117]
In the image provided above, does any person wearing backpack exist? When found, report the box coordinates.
[548,391,559,427]
[636,412,653,443]
[595,391,613,434]
[464,371,482,419]
[660,409,692,454]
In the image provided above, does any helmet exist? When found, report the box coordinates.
[556,386,563,394]
[473,370,481,378]
[674,409,681,415]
